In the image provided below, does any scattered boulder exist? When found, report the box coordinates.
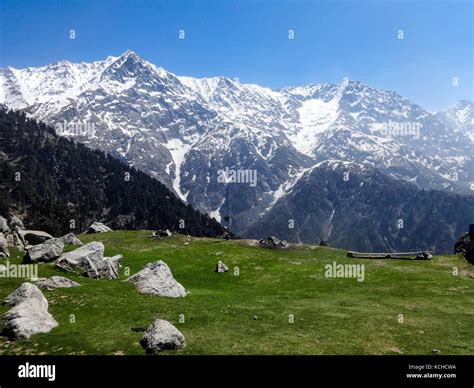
[259,236,289,249]
[23,238,64,263]
[60,232,83,246]
[2,283,58,340]
[19,230,53,245]
[86,222,112,234]
[416,252,432,260]
[319,240,329,247]
[0,216,9,233]
[126,260,186,297]
[34,276,81,290]
[0,232,10,258]
[148,229,172,238]
[140,319,185,354]
[215,260,229,273]
[56,241,122,279]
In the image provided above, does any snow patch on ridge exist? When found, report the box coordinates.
[165,138,191,202]
[291,97,339,156]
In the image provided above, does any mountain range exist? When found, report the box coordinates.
[1,50,473,252]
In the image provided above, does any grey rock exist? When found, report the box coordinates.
[215,260,228,273]
[6,231,26,251]
[126,260,186,297]
[2,283,58,340]
[60,232,83,246]
[86,222,113,234]
[34,276,81,290]
[140,319,185,353]
[19,230,53,245]
[416,252,432,260]
[0,216,9,233]
[56,241,122,279]
[149,229,172,238]
[3,282,47,307]
[24,238,64,263]
[259,236,289,249]
[9,216,25,231]
[0,232,9,258]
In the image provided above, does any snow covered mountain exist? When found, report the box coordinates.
[1,50,473,248]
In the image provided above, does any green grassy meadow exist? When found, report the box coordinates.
[0,230,473,355]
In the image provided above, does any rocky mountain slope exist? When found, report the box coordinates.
[245,160,474,253]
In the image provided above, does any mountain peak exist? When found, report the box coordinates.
[120,49,139,59]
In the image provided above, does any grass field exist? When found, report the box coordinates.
[0,230,473,355]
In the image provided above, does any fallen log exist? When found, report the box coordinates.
[346,251,432,260]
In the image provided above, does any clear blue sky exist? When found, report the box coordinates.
[0,0,472,111]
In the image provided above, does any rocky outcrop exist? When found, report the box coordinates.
[126,260,186,297]
[215,260,228,273]
[259,236,289,249]
[60,232,83,246]
[9,215,25,231]
[34,276,81,290]
[0,216,9,233]
[23,238,64,263]
[0,233,9,258]
[86,222,113,234]
[5,230,26,251]
[140,319,185,354]
[2,283,58,340]
[0,215,27,251]
[56,241,122,279]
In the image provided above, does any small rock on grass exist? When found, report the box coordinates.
[140,319,185,354]
[215,260,229,273]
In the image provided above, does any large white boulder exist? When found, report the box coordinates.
[126,260,186,297]
[56,241,122,279]
[86,222,113,234]
[19,230,53,245]
[2,283,58,340]
[24,238,64,263]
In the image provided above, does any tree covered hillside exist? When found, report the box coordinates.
[0,107,224,237]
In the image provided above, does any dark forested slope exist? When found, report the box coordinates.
[0,107,224,237]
